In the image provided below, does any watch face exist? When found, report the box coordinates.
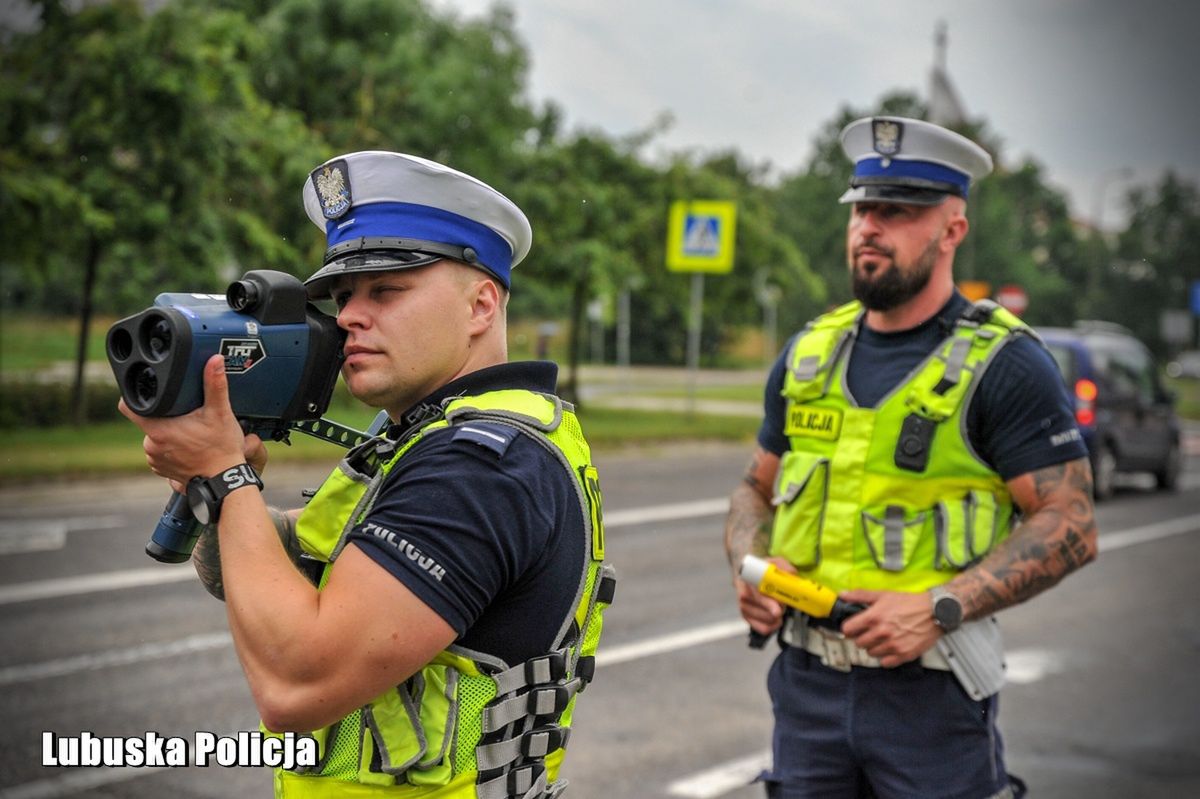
[934,593,963,631]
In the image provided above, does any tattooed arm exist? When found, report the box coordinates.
[724,446,780,569]
[946,456,1098,621]
[843,456,1097,666]
[725,446,789,635]
[192,507,305,600]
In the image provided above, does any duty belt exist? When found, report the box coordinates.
[780,614,951,673]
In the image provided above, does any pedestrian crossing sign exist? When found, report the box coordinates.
[666,200,737,273]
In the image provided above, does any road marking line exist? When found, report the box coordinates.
[0,525,65,555]
[3,498,1192,793]
[0,516,126,555]
[0,504,1194,611]
[3,504,1195,799]
[0,498,734,607]
[597,620,748,667]
[605,498,729,528]
[0,741,229,799]
[0,631,231,687]
[1006,648,1068,684]
[0,567,197,606]
[0,765,160,799]
[667,749,771,798]
[662,644,1074,799]
[2,503,1190,686]
[2,618,748,687]
[1097,512,1200,552]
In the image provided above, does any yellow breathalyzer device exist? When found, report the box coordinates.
[739,555,866,642]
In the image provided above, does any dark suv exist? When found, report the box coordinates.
[1036,321,1182,500]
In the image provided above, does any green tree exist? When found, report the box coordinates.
[0,0,321,421]
[211,0,538,186]
[964,159,1086,325]
[507,126,660,401]
[1107,173,1200,355]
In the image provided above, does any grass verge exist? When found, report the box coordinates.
[0,406,758,485]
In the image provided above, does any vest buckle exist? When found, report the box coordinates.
[528,685,571,716]
[506,763,546,795]
[524,652,566,685]
[519,726,569,758]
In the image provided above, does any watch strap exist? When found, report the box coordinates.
[203,463,263,499]
[188,463,263,525]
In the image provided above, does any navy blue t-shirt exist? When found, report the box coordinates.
[758,294,1089,480]
[345,362,586,665]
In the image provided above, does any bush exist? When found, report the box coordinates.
[0,379,124,428]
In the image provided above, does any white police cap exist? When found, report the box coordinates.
[302,151,532,298]
[838,116,993,206]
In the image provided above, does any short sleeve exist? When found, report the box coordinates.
[346,428,556,636]
[757,336,796,456]
[968,335,1090,480]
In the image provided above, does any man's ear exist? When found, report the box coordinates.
[942,204,969,252]
[466,277,501,336]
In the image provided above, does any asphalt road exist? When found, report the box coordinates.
[1,441,1198,799]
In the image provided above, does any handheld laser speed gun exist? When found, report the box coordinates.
[107,269,381,563]
[739,555,866,648]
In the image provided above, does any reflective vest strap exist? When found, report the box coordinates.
[490,650,568,698]
[482,680,582,735]
[904,333,974,422]
[904,303,1030,423]
[784,330,855,402]
[474,725,570,772]
[931,334,974,395]
[473,756,567,799]
[783,301,862,395]
[861,505,908,572]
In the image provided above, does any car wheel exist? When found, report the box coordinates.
[1155,440,1182,492]
[1091,441,1117,501]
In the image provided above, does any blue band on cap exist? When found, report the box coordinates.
[855,158,971,199]
[325,202,513,287]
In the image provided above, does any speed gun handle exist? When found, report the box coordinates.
[739,555,866,646]
[146,492,202,564]
[144,413,389,564]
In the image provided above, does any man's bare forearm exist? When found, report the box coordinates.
[947,459,1098,620]
[192,506,303,600]
[725,449,780,570]
[724,479,774,570]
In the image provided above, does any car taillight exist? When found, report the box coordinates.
[1074,378,1097,426]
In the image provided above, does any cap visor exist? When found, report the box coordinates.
[304,252,442,299]
[838,185,950,206]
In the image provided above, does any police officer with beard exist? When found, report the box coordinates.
[724,117,1097,798]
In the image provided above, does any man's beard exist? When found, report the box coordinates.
[850,233,940,311]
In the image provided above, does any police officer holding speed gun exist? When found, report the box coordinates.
[116,151,614,798]
[724,117,1098,798]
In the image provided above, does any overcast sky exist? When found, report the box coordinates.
[431,0,1200,228]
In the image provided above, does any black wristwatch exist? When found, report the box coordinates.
[186,463,263,525]
[930,585,964,632]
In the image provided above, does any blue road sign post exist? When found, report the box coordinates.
[666,201,737,414]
